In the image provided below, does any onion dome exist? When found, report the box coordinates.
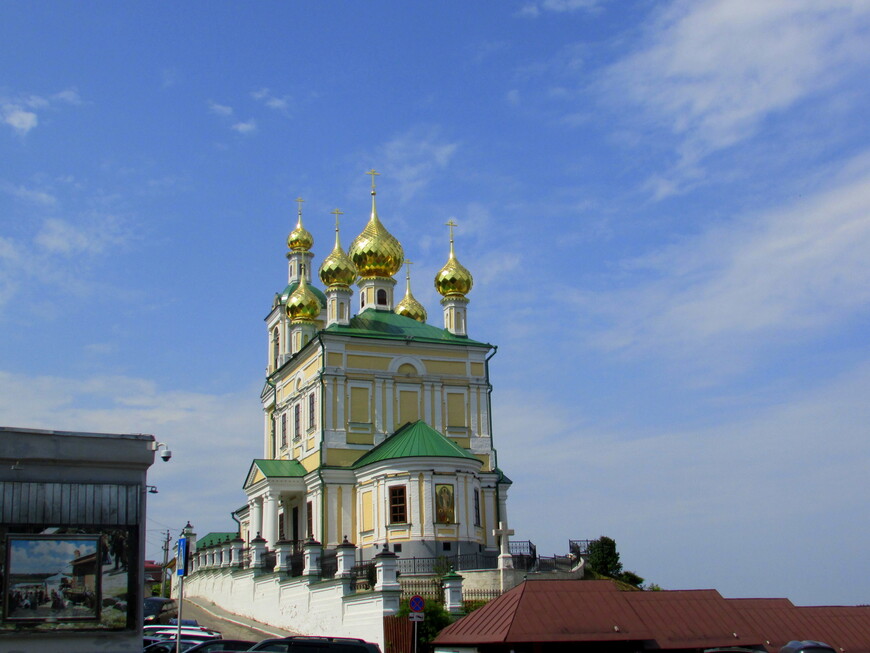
[286,269,321,321]
[435,220,473,297]
[287,198,314,252]
[319,210,357,287]
[395,262,427,322]
[348,171,404,278]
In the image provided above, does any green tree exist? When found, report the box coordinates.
[585,536,623,578]
[396,600,452,644]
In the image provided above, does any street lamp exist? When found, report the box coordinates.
[175,521,194,653]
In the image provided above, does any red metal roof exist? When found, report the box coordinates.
[434,580,870,652]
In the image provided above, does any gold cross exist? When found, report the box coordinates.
[446,219,457,243]
[405,260,414,280]
[365,169,380,191]
[331,208,344,229]
[295,197,305,218]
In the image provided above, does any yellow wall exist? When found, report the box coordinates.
[425,360,466,375]
[347,354,390,370]
[361,490,373,532]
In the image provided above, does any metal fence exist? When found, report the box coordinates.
[395,551,499,576]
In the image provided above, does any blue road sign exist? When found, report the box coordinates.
[177,537,188,577]
[409,594,425,612]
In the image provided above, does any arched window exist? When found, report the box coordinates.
[377,289,387,305]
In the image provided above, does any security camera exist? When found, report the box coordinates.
[160,449,172,462]
[152,441,172,462]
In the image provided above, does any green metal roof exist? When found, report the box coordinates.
[197,532,238,548]
[353,420,481,468]
[323,309,492,348]
[251,458,308,478]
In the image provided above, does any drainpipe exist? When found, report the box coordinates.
[316,333,327,545]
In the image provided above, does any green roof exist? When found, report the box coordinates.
[353,420,481,468]
[250,458,308,478]
[197,532,238,548]
[324,309,492,348]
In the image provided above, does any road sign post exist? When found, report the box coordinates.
[409,595,425,653]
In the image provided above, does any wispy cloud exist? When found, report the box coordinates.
[375,126,459,203]
[2,182,58,207]
[567,152,870,371]
[604,0,870,196]
[231,119,257,134]
[0,214,130,309]
[252,88,291,112]
[1,88,83,135]
[208,101,234,117]
[517,0,601,18]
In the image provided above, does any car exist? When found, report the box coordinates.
[249,635,381,653]
[145,626,222,643]
[780,642,836,653]
[183,640,259,652]
[143,641,204,653]
[144,597,179,625]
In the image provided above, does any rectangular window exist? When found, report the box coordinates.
[281,413,287,447]
[308,392,316,430]
[306,501,313,539]
[474,488,481,527]
[294,404,301,439]
[389,486,407,524]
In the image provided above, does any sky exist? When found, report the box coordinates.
[1,1,868,606]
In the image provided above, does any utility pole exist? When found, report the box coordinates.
[160,530,171,597]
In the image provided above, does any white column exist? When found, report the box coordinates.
[249,499,263,542]
[434,384,443,432]
[374,378,384,434]
[263,493,278,547]
[423,382,433,425]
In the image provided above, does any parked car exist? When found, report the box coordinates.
[781,641,836,653]
[145,626,222,643]
[143,641,204,653]
[144,597,178,625]
[249,636,381,653]
[183,640,259,652]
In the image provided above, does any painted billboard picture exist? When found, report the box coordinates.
[4,535,102,622]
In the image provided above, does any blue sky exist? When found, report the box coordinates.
[1,1,868,606]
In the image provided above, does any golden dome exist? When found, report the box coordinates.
[395,262,427,322]
[348,173,404,278]
[286,270,321,321]
[287,198,314,252]
[435,221,473,297]
[319,211,357,287]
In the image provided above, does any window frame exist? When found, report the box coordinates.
[388,485,408,525]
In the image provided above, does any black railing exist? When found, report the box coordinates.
[568,539,593,557]
[350,563,375,591]
[509,540,536,557]
[395,551,498,575]
[320,549,337,579]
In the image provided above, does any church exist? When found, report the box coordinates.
[236,170,511,563]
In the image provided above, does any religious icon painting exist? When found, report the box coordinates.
[435,483,455,524]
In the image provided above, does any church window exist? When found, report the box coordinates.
[294,404,301,439]
[306,501,313,539]
[281,413,287,447]
[376,289,387,305]
[473,489,481,527]
[389,486,407,524]
[361,293,366,308]
[393,543,402,553]
[308,393,316,430]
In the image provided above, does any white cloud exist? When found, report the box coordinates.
[605,0,870,192]
[567,153,870,369]
[2,105,38,134]
[34,217,125,256]
[252,88,291,112]
[208,101,234,117]
[1,88,84,135]
[494,357,870,603]
[3,183,58,206]
[376,127,459,203]
[518,0,601,18]
[231,119,257,134]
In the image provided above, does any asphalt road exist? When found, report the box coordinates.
[177,597,299,644]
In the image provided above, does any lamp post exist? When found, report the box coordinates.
[176,521,193,653]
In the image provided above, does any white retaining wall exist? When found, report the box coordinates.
[183,569,394,649]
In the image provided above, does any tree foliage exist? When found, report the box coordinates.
[586,536,623,578]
